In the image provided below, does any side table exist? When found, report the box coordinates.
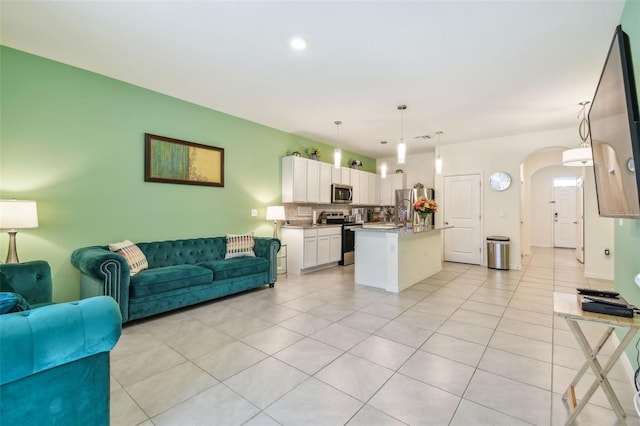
[277,244,287,278]
[553,292,640,425]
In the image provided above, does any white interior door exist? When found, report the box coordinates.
[576,180,585,262]
[443,174,482,264]
[553,186,577,248]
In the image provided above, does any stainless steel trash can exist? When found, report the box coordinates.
[487,236,510,270]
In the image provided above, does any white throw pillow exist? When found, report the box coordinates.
[109,240,149,275]
[225,233,256,259]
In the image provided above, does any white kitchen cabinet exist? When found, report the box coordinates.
[303,233,318,268]
[341,167,351,185]
[368,173,380,205]
[281,226,342,274]
[316,235,330,265]
[281,156,307,203]
[332,166,342,184]
[319,162,332,204]
[359,170,369,204]
[380,173,405,205]
[317,227,341,264]
[329,234,342,262]
[306,160,320,203]
[350,169,361,204]
[282,156,332,204]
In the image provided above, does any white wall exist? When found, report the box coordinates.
[435,127,577,270]
[378,152,435,190]
[379,126,614,277]
[583,166,615,279]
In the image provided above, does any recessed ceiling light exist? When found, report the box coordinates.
[380,141,388,144]
[290,36,308,50]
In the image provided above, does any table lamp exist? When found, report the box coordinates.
[0,199,39,263]
[266,206,286,239]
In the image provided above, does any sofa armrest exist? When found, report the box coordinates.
[0,261,52,306]
[71,246,130,322]
[254,237,281,284]
[0,296,122,386]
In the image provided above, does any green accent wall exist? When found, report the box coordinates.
[0,46,375,301]
[617,0,640,368]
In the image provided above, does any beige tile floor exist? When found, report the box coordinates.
[110,247,640,425]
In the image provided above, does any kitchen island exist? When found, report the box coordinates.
[354,225,450,293]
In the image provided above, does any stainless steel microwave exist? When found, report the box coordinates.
[331,184,353,204]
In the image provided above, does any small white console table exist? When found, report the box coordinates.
[554,292,640,425]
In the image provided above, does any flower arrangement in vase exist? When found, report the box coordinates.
[413,196,438,230]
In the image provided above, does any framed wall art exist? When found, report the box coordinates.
[144,133,224,187]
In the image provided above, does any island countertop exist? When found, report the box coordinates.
[355,225,453,234]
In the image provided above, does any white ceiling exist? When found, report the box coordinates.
[0,1,626,159]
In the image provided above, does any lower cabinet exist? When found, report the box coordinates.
[281,226,342,274]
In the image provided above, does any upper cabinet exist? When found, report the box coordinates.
[282,156,307,203]
[282,156,383,205]
[380,173,406,205]
[319,162,332,204]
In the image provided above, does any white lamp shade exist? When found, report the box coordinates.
[562,147,593,167]
[397,140,406,165]
[0,200,38,229]
[380,161,387,179]
[334,148,342,169]
[435,157,443,175]
[266,205,286,221]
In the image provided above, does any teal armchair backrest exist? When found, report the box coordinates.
[0,260,52,306]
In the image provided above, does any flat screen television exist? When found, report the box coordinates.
[589,25,640,218]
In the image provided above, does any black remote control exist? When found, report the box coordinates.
[583,295,627,307]
[577,288,619,298]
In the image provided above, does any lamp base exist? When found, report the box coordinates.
[5,230,19,264]
[272,221,279,239]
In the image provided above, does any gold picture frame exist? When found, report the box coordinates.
[144,133,224,187]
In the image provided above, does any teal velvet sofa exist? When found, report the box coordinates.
[71,236,281,323]
[0,261,122,426]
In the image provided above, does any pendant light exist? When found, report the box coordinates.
[397,105,407,165]
[380,161,388,179]
[434,131,443,175]
[562,101,593,167]
[334,120,342,169]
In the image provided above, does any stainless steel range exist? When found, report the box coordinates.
[340,217,362,266]
[317,211,361,266]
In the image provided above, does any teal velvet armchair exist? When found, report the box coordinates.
[0,261,122,426]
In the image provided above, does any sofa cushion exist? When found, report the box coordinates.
[109,240,148,275]
[198,257,269,280]
[129,265,213,298]
[225,233,256,259]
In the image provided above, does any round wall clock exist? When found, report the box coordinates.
[627,158,635,173]
[489,172,512,191]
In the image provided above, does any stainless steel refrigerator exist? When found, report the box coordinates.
[395,187,435,226]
